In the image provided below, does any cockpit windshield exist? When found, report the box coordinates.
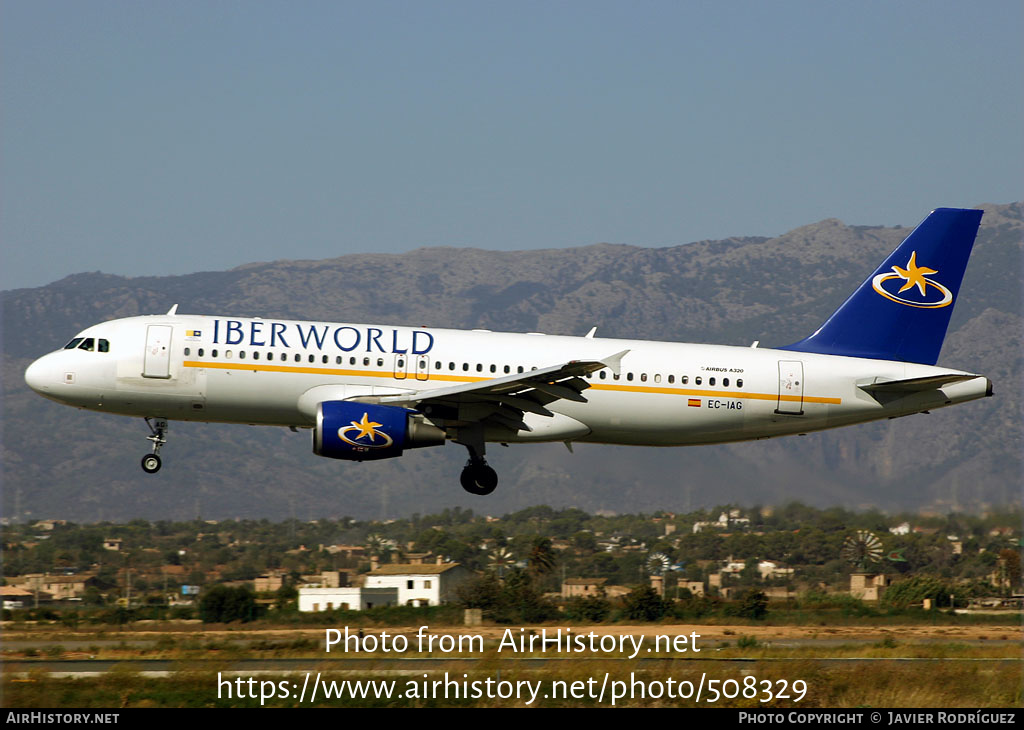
[62,337,109,352]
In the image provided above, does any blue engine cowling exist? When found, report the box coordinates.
[313,401,446,461]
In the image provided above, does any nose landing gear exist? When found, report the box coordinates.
[141,417,167,474]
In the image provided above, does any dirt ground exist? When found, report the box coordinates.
[19,622,1014,642]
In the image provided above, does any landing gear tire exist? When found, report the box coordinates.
[141,454,162,474]
[142,417,168,474]
[460,463,498,495]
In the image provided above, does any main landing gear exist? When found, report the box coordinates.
[141,417,167,474]
[458,437,498,496]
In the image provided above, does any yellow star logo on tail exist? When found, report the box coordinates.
[892,251,938,296]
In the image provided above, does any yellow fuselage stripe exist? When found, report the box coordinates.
[183,360,841,405]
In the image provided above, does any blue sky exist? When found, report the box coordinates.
[2,0,1021,291]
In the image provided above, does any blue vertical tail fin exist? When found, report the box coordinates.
[780,208,983,365]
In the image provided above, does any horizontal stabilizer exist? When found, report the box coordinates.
[858,373,977,393]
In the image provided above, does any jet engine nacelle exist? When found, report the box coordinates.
[313,401,445,461]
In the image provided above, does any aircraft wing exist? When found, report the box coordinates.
[371,349,629,433]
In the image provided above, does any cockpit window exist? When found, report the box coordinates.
[98,339,110,352]
[64,338,84,350]
[78,338,95,352]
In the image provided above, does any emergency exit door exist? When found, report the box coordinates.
[775,360,804,415]
[143,325,173,379]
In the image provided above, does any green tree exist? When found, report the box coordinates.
[572,531,598,553]
[503,569,559,623]
[734,589,769,619]
[455,572,505,616]
[199,585,259,623]
[527,538,557,578]
[998,549,1022,591]
[275,584,298,612]
[623,586,666,621]
[882,575,950,609]
[564,594,611,622]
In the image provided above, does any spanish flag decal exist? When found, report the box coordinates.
[687,398,701,408]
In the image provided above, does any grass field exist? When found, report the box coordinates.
[3,620,1021,708]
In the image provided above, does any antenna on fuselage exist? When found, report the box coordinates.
[166,304,179,316]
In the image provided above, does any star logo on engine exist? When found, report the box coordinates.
[339,412,394,448]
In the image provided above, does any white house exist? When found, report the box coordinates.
[298,587,398,612]
[363,564,473,606]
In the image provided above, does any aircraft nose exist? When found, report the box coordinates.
[24,355,56,394]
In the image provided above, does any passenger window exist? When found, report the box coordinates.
[377,358,384,367]
[613,373,620,381]
[737,379,743,388]
[518,366,524,373]
[709,377,715,386]
[64,338,84,350]
[723,377,729,387]
[307,354,313,363]
[350,357,356,365]
[363,357,369,366]
[78,338,95,351]
[640,373,647,382]
[695,376,702,385]
[184,347,191,356]
[462,363,469,371]
[434,361,441,370]
[226,350,233,359]
[654,374,661,383]
[253,351,259,360]
[668,374,674,384]
[489,364,496,373]
[198,348,204,357]
[398,358,405,368]
[681,376,688,384]
[599,371,607,380]
[239,351,246,359]
[336,356,342,364]
[476,364,482,372]
[449,362,455,371]
[98,339,110,352]
[212,349,218,357]
[626,373,634,381]
[294,354,300,362]
[504,365,510,374]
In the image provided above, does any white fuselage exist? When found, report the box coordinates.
[24,313,991,448]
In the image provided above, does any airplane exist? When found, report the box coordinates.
[24,208,992,496]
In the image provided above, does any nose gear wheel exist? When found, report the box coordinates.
[141,417,168,474]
